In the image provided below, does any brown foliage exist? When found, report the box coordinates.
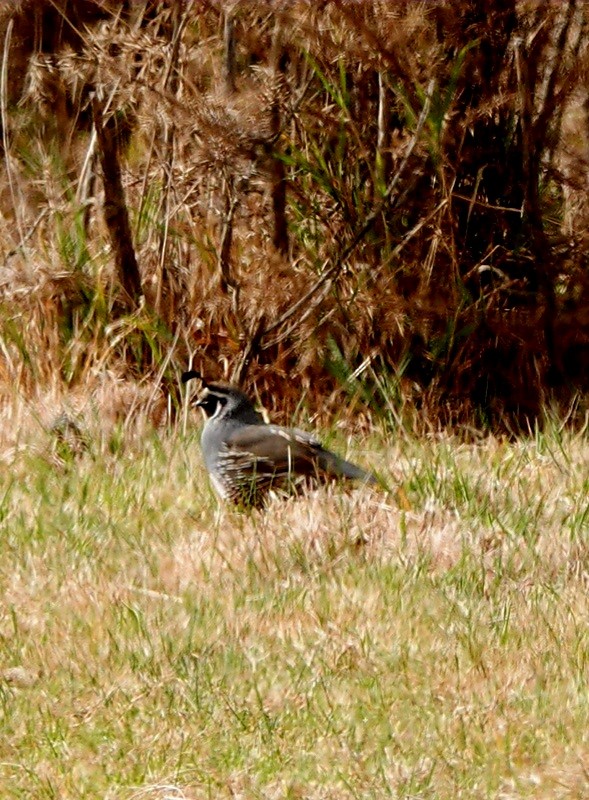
[1,0,589,431]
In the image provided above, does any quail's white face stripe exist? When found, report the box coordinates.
[211,400,225,420]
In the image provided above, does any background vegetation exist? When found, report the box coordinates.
[1,0,588,430]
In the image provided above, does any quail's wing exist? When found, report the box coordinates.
[225,424,376,485]
[223,424,322,476]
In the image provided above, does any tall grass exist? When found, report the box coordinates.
[0,1,587,429]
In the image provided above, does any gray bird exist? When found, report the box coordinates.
[182,371,377,507]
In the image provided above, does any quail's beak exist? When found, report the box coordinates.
[193,392,210,419]
[193,389,208,408]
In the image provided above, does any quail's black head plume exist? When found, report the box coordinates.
[182,370,205,386]
[183,373,377,507]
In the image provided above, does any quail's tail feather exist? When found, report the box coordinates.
[317,449,378,485]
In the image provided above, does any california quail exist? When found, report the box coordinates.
[182,371,377,506]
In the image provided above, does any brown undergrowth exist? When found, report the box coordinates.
[0,1,588,432]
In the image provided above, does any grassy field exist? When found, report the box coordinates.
[1,397,588,799]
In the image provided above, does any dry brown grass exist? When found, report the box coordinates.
[0,1,588,429]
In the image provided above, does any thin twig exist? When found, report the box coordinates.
[1,20,24,248]
[451,194,523,215]
[391,199,448,259]
[156,4,190,315]
[5,209,50,259]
